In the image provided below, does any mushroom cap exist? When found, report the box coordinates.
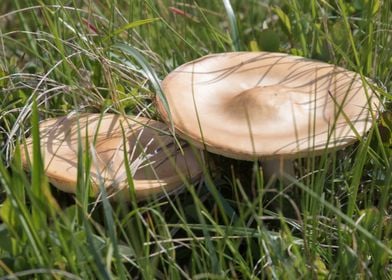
[21,113,202,200]
[157,52,380,160]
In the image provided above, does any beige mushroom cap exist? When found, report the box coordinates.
[21,113,202,200]
[157,52,380,160]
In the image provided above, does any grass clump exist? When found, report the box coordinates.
[0,0,391,278]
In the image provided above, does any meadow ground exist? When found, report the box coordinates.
[0,0,391,279]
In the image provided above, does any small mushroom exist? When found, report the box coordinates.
[157,52,380,181]
[21,113,203,200]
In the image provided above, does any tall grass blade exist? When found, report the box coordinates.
[103,18,160,42]
[222,0,241,51]
[286,174,392,256]
[111,43,173,126]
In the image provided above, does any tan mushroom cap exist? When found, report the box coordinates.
[21,113,202,200]
[157,52,380,160]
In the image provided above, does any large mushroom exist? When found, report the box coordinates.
[21,113,203,200]
[157,52,380,181]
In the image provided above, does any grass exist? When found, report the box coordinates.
[0,0,391,278]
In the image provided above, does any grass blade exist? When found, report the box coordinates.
[222,0,241,51]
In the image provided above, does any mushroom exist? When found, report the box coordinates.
[156,52,380,182]
[21,113,203,200]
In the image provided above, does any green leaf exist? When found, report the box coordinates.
[30,98,59,225]
[0,224,13,253]
[0,199,16,229]
[249,40,260,52]
[273,7,291,35]
[259,30,280,52]
[371,0,380,15]
[0,69,7,87]
[0,145,25,230]
[331,21,348,47]
[103,18,160,42]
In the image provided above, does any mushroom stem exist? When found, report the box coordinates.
[260,156,295,185]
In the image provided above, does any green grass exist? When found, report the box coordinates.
[1,0,391,278]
